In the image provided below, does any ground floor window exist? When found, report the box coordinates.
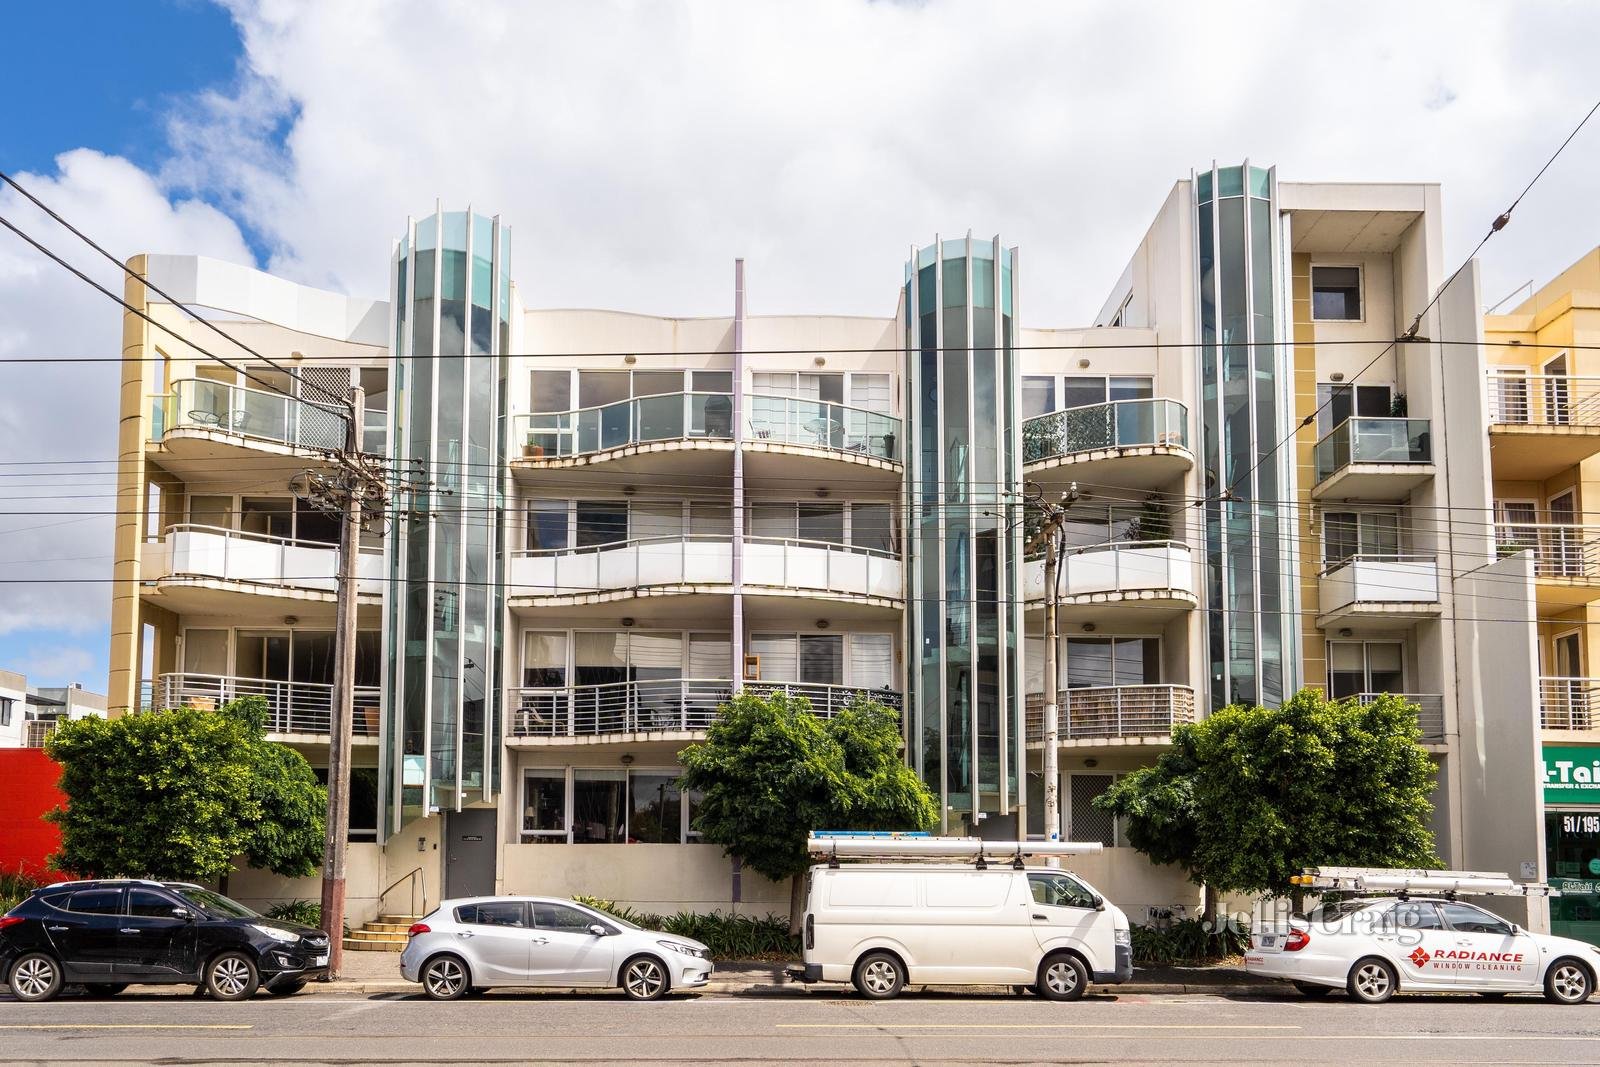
[1025,770,1123,846]
[1547,809,1600,946]
[312,766,378,843]
[521,767,702,844]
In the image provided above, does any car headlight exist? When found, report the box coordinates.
[1113,928,1131,946]
[251,924,301,944]
[657,940,709,959]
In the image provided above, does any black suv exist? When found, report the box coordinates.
[0,879,329,1001]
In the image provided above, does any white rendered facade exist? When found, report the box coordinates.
[107,166,1548,928]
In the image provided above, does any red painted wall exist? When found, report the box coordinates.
[0,748,64,880]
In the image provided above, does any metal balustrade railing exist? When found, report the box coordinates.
[159,378,384,454]
[155,672,382,737]
[1314,417,1432,481]
[1024,685,1196,741]
[507,678,903,738]
[1021,398,1189,465]
[1488,372,1600,427]
[745,395,900,461]
[1355,692,1446,742]
[1539,677,1600,731]
[23,720,58,748]
[1495,522,1600,580]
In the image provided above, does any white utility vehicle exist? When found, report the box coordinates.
[789,833,1131,1000]
[1245,867,1598,1004]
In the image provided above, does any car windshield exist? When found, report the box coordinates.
[575,901,640,930]
[173,887,258,919]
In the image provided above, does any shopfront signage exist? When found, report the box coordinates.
[1542,745,1600,806]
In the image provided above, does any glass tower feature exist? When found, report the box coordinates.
[382,209,512,833]
[904,236,1025,833]
[1195,164,1296,710]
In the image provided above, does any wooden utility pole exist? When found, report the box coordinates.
[1025,483,1078,862]
[316,385,364,978]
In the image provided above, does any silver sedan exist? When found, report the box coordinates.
[399,896,713,1001]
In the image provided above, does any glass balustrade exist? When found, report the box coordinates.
[744,395,900,461]
[1020,398,1188,464]
[1314,417,1432,482]
[160,378,378,453]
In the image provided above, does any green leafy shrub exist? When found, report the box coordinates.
[574,896,799,960]
[1,870,41,915]
[1129,918,1247,966]
[265,899,322,927]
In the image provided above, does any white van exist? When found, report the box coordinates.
[792,862,1132,999]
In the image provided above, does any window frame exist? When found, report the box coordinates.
[519,765,705,844]
[1311,263,1365,323]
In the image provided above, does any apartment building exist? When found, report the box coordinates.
[0,671,106,749]
[1485,247,1600,944]
[105,165,1551,942]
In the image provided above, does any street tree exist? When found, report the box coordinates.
[680,690,937,926]
[45,696,326,882]
[1094,689,1438,908]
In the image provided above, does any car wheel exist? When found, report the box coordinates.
[421,955,471,1001]
[8,953,63,1002]
[266,981,307,997]
[1544,958,1594,1005]
[1037,953,1089,1002]
[205,951,260,1001]
[1346,957,1397,1004]
[852,951,905,1000]
[621,955,670,1001]
[1293,981,1334,998]
[83,983,129,997]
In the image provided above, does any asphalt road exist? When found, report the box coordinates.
[2,986,1598,1065]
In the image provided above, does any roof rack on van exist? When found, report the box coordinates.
[1290,866,1558,899]
[806,833,1104,870]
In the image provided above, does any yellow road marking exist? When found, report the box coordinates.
[0,1024,253,1031]
[777,1023,1301,1030]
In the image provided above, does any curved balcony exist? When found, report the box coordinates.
[1021,399,1191,491]
[1312,417,1433,501]
[743,395,901,486]
[1025,685,1196,745]
[509,392,735,484]
[143,524,384,611]
[507,678,902,744]
[155,672,382,743]
[153,378,383,482]
[506,536,902,611]
[1024,540,1196,622]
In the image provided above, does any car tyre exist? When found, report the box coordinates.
[1544,958,1594,1005]
[421,954,471,1001]
[83,983,129,997]
[852,951,905,1000]
[620,955,670,1001]
[1346,957,1397,1004]
[7,952,64,1003]
[1292,981,1334,998]
[205,951,260,1001]
[265,980,307,997]
[1036,952,1089,1002]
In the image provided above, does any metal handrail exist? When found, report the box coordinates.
[510,534,899,562]
[378,866,427,920]
[1487,371,1600,427]
[160,377,384,453]
[155,672,382,737]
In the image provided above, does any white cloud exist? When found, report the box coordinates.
[13,642,97,688]
[0,149,252,635]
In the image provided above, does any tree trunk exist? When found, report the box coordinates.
[218,871,231,897]
[1201,883,1217,928]
[789,872,805,935]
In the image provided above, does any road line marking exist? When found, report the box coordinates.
[776,1023,1301,1030]
[0,1024,253,1031]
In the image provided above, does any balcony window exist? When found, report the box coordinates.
[689,503,731,539]
[526,501,569,552]
[632,371,683,397]
[631,502,685,542]
[850,504,896,555]
[1317,382,1391,435]
[1022,376,1055,419]
[239,497,293,539]
[800,634,845,685]
[521,770,567,842]
[1312,265,1362,321]
[521,632,567,687]
[572,770,627,843]
[1323,510,1401,564]
[530,370,571,413]
[691,371,732,394]
[797,504,845,544]
[189,495,233,530]
[1327,640,1403,699]
[575,501,628,548]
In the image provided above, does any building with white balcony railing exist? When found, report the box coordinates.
[101,170,1552,935]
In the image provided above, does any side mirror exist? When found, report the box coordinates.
[587,924,608,937]
[1094,896,1106,912]
[172,907,195,921]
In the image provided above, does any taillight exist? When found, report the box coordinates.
[1283,928,1311,952]
[804,914,814,950]
[407,922,430,937]
[0,916,24,931]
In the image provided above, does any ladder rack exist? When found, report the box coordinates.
[1292,866,1557,898]
[806,832,1104,869]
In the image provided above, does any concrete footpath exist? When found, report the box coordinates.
[163,953,1281,997]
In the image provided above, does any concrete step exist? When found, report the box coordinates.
[363,922,415,934]
[342,937,404,953]
[347,930,408,943]
[376,915,420,925]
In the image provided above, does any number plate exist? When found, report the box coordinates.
[1258,935,1277,948]
[314,954,329,967]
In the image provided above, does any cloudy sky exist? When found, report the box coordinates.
[1,0,1597,691]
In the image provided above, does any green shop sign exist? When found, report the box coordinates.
[1543,745,1600,805]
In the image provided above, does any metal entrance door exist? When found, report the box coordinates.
[444,809,498,900]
